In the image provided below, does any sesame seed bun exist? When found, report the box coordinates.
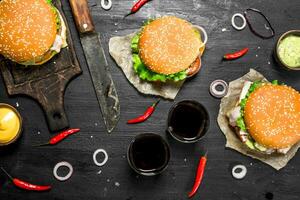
[0,0,57,64]
[244,84,300,149]
[139,16,203,75]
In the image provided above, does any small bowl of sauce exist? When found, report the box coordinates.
[127,133,170,176]
[275,30,300,70]
[167,100,209,143]
[0,103,22,146]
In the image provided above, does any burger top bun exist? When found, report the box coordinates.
[139,16,202,75]
[244,84,300,149]
[0,0,57,63]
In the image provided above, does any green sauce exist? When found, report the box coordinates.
[278,35,300,68]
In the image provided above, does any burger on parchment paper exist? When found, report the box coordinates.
[131,16,206,82]
[227,79,300,154]
[218,69,300,170]
[0,0,67,65]
[109,16,207,99]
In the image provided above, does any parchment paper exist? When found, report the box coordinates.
[109,33,184,100]
[217,69,300,170]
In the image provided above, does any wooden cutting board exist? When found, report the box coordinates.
[0,0,82,132]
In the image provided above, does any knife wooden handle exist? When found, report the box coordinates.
[69,0,95,34]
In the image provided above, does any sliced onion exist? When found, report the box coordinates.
[210,80,228,98]
[101,0,112,10]
[192,25,208,48]
[93,149,108,167]
[53,161,73,181]
[232,165,247,179]
[231,13,247,31]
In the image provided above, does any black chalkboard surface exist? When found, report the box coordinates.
[0,0,299,200]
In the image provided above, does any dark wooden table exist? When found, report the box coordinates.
[0,0,299,199]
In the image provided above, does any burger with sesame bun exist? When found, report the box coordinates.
[227,80,300,154]
[0,0,67,66]
[131,16,207,82]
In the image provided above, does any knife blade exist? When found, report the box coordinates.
[69,0,120,133]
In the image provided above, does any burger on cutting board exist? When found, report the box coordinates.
[0,0,67,65]
[227,80,300,154]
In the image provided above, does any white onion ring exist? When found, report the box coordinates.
[232,165,247,179]
[192,25,208,49]
[93,149,108,167]
[210,80,228,98]
[53,161,73,181]
[101,0,112,10]
[231,13,247,30]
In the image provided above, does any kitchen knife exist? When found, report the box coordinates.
[69,0,120,133]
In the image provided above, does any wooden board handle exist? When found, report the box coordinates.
[69,0,95,34]
[43,100,69,132]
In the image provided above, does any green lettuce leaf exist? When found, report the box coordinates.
[131,34,139,54]
[236,117,246,131]
[132,53,186,82]
[131,33,187,82]
[272,80,279,85]
[236,81,263,130]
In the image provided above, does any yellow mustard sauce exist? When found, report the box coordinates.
[0,105,21,144]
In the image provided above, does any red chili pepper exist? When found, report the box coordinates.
[188,152,207,198]
[124,0,152,18]
[223,48,249,60]
[13,179,51,191]
[127,99,160,124]
[33,128,80,147]
[1,167,51,191]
